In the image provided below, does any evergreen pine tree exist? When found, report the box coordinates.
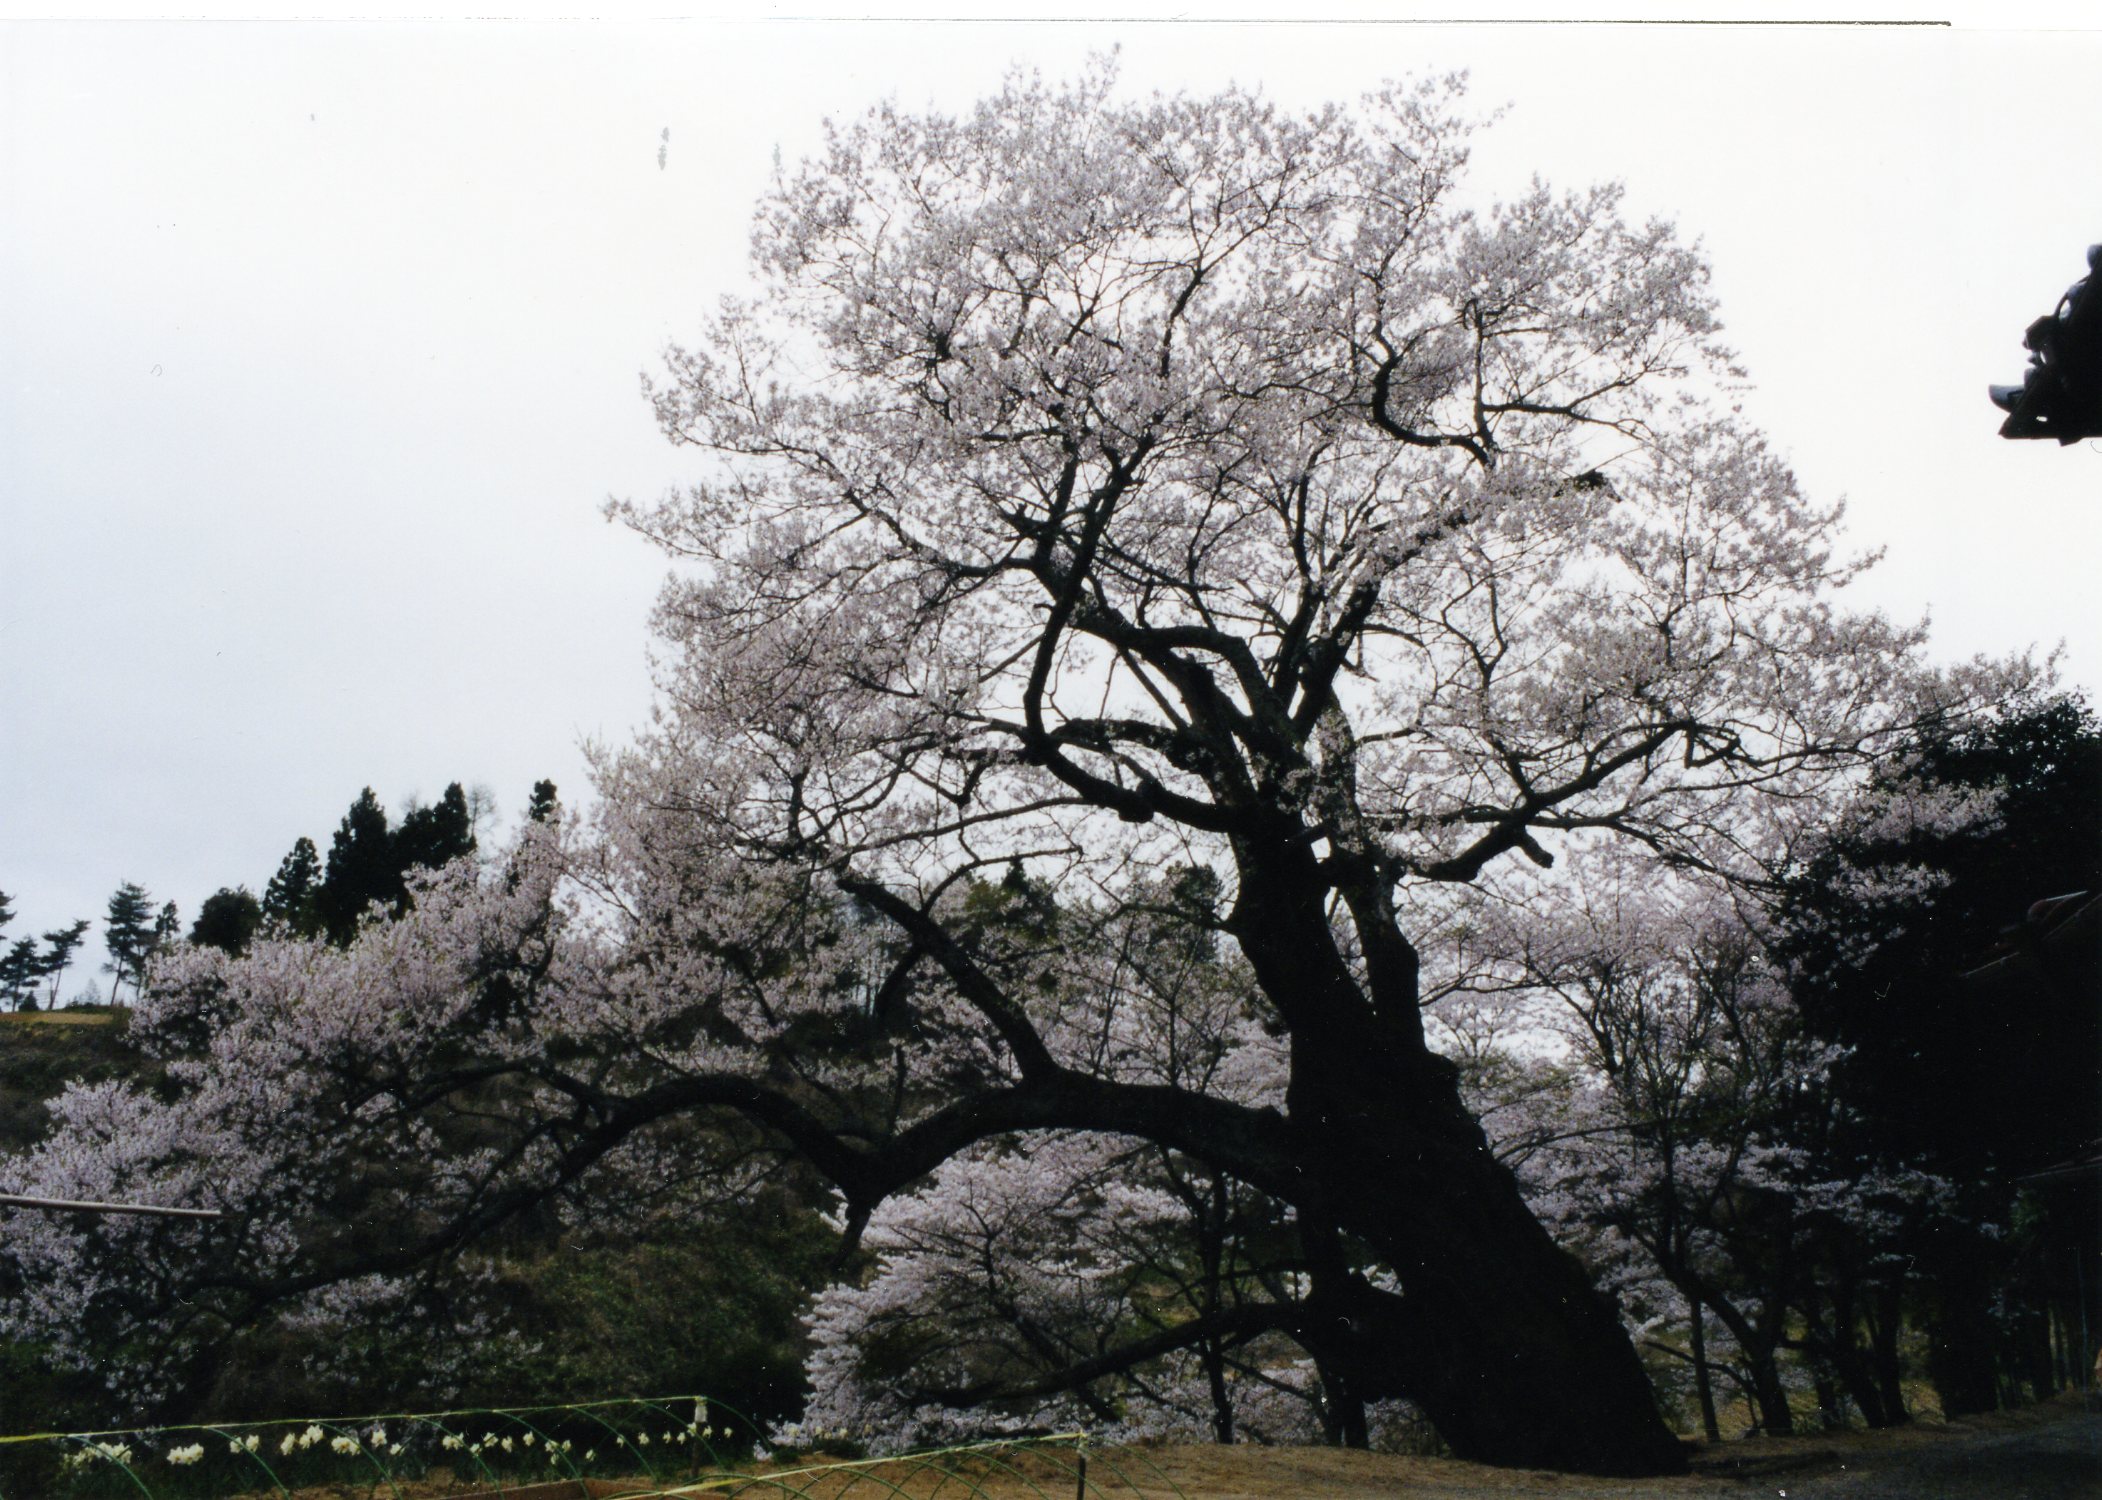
[272,783,487,947]
[0,890,20,1010]
[103,882,159,1005]
[1780,694,2102,1414]
[0,938,38,1012]
[394,782,476,874]
[526,779,560,824]
[262,836,324,938]
[37,920,90,1009]
[315,788,400,946]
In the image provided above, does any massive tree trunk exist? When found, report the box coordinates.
[1224,838,1688,1476]
[1282,1054,1686,1473]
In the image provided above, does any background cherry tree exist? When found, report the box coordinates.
[1427,814,2030,1440]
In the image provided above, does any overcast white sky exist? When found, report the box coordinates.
[3,7,2099,960]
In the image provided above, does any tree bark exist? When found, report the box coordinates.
[1809,1362,1847,1432]
[1225,845,1688,1476]
[1807,1279,1891,1428]
[1870,1284,1910,1425]
[1309,1353,1364,1448]
[1291,1128,1686,1472]
[1702,1309,1792,1436]
[1198,1179,1235,1445]
[1669,1271,1793,1438]
[1689,1299,1723,1443]
[1746,1357,1796,1436]
[1830,1343,1886,1428]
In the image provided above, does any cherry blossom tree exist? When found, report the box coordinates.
[798,1132,1329,1452]
[1,63,2034,1473]
[601,60,2020,1470]
[1470,870,1820,1435]
[1458,855,1967,1437]
[0,848,569,1412]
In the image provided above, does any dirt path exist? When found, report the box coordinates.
[1772,1407,2100,1500]
[1122,1399,2100,1499]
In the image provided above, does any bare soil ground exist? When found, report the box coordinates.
[1125,1400,2099,1500]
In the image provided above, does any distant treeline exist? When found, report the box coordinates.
[0,779,557,1010]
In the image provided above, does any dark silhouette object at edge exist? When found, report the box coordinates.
[1991,245,2102,443]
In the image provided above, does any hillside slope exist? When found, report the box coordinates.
[0,1009,150,1156]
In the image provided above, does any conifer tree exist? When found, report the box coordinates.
[1779,694,2102,1414]
[315,788,399,946]
[393,782,476,873]
[0,938,37,1012]
[103,882,160,1005]
[37,919,90,1009]
[262,836,323,938]
[0,890,22,1011]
